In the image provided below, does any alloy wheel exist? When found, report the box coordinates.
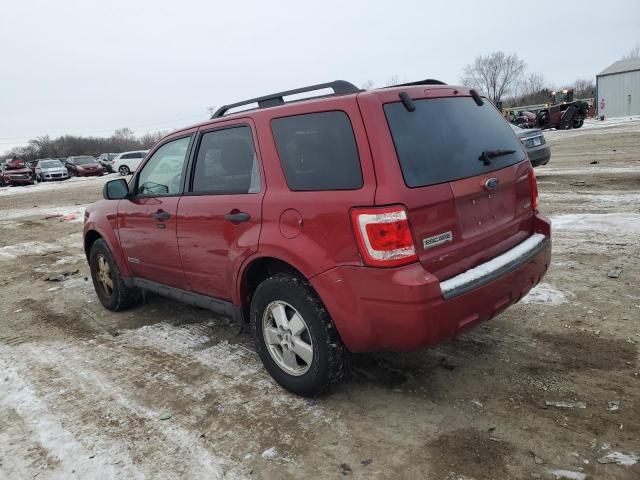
[96,254,114,298]
[262,301,313,376]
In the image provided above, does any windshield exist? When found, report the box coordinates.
[384,97,525,187]
[74,157,96,165]
[5,161,26,169]
[41,160,63,168]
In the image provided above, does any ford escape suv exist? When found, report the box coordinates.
[84,79,551,396]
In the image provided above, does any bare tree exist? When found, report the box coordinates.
[385,74,400,87]
[520,73,545,98]
[360,80,374,90]
[139,131,166,149]
[572,78,595,98]
[462,51,526,103]
[622,44,640,59]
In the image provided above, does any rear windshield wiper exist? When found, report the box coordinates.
[478,149,516,166]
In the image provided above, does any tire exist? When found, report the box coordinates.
[89,239,141,311]
[118,165,130,176]
[573,118,584,129]
[251,274,346,397]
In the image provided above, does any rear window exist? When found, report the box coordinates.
[272,111,362,191]
[384,97,525,187]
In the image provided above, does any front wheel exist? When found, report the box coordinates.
[251,274,346,397]
[89,239,141,311]
[118,165,130,176]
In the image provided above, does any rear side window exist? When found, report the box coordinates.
[192,126,260,194]
[384,97,525,187]
[272,111,362,191]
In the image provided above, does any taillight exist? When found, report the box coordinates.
[351,205,418,267]
[529,169,539,211]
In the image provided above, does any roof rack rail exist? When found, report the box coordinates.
[211,80,361,118]
[386,79,447,88]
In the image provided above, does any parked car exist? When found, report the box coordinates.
[510,125,551,167]
[65,156,104,177]
[97,153,120,173]
[112,150,148,175]
[84,80,551,396]
[26,160,39,175]
[0,158,34,186]
[35,158,69,181]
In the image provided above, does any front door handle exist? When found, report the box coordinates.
[224,211,251,223]
[153,209,171,221]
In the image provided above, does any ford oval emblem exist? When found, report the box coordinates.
[484,177,499,190]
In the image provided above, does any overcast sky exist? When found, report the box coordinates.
[1,0,638,154]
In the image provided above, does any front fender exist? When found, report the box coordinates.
[83,207,131,277]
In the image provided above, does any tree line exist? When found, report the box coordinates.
[2,128,166,162]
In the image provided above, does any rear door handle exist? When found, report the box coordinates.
[224,211,251,223]
[153,209,171,221]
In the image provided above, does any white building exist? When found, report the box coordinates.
[596,58,640,118]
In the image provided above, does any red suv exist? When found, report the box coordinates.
[1,158,35,186]
[84,80,551,396]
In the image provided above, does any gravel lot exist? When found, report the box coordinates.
[1,119,639,479]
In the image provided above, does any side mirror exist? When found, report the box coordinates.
[103,178,129,200]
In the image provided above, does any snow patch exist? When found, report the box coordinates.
[1,205,86,222]
[0,357,146,480]
[551,213,640,235]
[0,174,114,197]
[261,447,278,460]
[0,241,63,259]
[599,451,639,466]
[550,470,586,480]
[522,283,568,306]
[441,234,546,296]
[0,234,82,261]
[538,165,640,176]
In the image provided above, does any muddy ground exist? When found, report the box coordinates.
[1,119,639,480]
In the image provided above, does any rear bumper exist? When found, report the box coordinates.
[311,213,551,353]
[528,146,551,166]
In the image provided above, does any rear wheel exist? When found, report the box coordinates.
[118,165,130,176]
[573,117,584,129]
[89,239,141,311]
[251,274,346,396]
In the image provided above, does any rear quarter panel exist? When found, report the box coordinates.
[234,97,377,294]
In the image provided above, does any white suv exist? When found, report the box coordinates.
[112,150,148,175]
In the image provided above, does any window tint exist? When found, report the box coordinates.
[192,126,260,194]
[271,111,362,191]
[122,153,136,159]
[384,97,525,188]
[137,136,190,196]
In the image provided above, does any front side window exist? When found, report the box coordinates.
[271,111,362,191]
[137,136,190,196]
[191,126,260,194]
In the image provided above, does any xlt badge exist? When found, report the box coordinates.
[422,231,452,250]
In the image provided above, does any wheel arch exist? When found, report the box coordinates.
[83,222,132,277]
[237,256,309,322]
